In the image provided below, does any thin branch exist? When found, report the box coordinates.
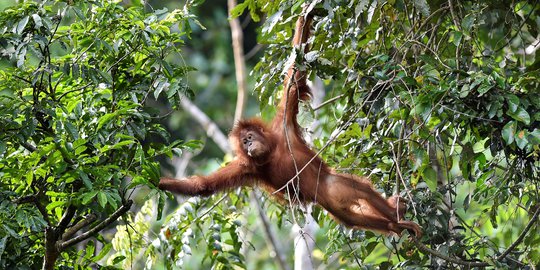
[245,43,265,61]
[496,205,540,261]
[407,39,452,70]
[21,141,37,152]
[193,195,227,222]
[252,193,290,270]
[312,93,345,111]
[494,2,536,53]
[447,0,460,31]
[412,202,540,268]
[13,193,51,226]
[228,0,247,123]
[13,74,33,84]
[58,200,133,250]
[412,237,489,268]
[390,145,418,217]
[179,95,231,154]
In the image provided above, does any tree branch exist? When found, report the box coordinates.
[180,95,232,153]
[61,213,98,241]
[412,237,489,268]
[496,205,540,261]
[58,200,133,250]
[252,193,290,270]
[57,205,77,234]
[228,0,247,123]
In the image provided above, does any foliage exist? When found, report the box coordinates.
[253,0,540,268]
[2,0,539,269]
[0,0,199,268]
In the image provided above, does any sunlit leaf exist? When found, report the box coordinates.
[507,107,531,125]
[502,121,516,145]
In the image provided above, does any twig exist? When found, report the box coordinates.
[57,205,77,234]
[390,146,418,216]
[412,237,489,268]
[496,205,540,261]
[312,93,345,111]
[412,202,540,267]
[447,0,460,30]
[179,95,231,154]
[245,43,265,60]
[494,2,537,53]
[407,39,452,70]
[193,195,227,222]
[59,200,133,249]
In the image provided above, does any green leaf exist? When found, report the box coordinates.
[78,170,92,189]
[112,255,126,264]
[506,94,520,113]
[97,112,116,130]
[528,129,540,145]
[104,192,118,209]
[93,243,112,262]
[413,0,430,17]
[16,16,29,34]
[156,193,165,221]
[97,192,107,208]
[501,121,516,145]
[71,6,86,20]
[81,191,98,205]
[84,241,95,259]
[230,1,249,19]
[473,138,489,153]
[463,194,471,211]
[26,170,34,186]
[97,70,113,85]
[461,14,475,32]
[32,14,43,28]
[103,140,135,152]
[515,130,529,149]
[460,84,470,98]
[507,107,531,125]
[0,236,7,259]
[65,121,79,140]
[46,200,65,211]
[477,79,493,95]
[422,167,437,192]
[451,31,462,46]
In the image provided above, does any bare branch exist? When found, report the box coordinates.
[179,96,232,153]
[312,93,345,111]
[228,0,247,122]
[252,193,291,270]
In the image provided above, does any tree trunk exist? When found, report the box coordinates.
[42,227,60,270]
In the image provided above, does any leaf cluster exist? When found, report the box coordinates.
[0,0,199,268]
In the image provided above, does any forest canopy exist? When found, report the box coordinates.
[0,0,539,269]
